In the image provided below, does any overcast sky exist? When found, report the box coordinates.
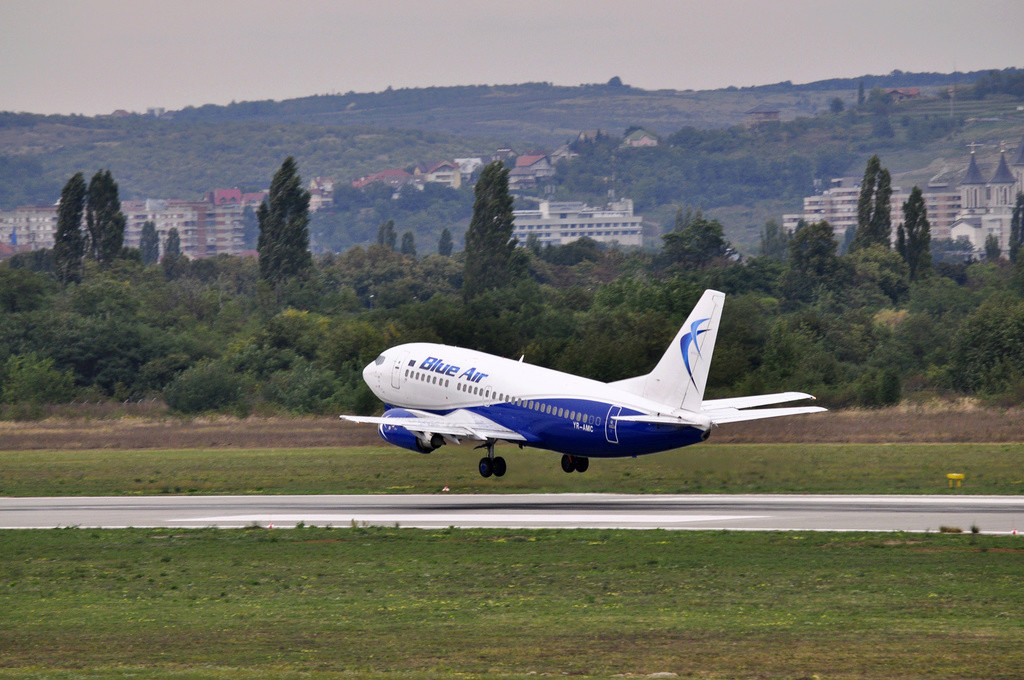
[2,0,1021,116]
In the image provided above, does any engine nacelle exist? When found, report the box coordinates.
[377,408,445,454]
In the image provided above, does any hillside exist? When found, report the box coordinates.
[1,69,1023,253]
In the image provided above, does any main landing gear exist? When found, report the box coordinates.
[477,439,506,478]
[561,454,589,473]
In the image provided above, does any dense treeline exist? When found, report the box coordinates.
[4,214,1024,417]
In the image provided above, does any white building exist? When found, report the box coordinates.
[0,205,58,251]
[2,188,266,260]
[513,199,644,247]
[785,138,1024,253]
[783,178,961,241]
[950,142,1024,256]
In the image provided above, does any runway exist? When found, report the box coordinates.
[2,494,1023,533]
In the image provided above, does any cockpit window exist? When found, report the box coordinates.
[374,354,387,366]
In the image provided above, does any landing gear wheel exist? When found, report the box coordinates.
[561,454,574,473]
[574,457,589,473]
[492,456,507,477]
[478,457,493,478]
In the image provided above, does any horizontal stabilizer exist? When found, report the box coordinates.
[704,405,827,424]
[702,392,817,410]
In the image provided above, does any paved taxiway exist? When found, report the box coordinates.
[2,494,1023,533]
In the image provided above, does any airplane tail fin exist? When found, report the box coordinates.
[612,289,725,411]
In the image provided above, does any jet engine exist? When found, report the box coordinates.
[377,408,446,453]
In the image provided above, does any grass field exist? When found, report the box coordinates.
[1,442,1023,496]
[1,527,1023,680]
[3,414,1022,679]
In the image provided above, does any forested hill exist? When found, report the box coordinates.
[1,68,1022,252]
[167,69,1005,139]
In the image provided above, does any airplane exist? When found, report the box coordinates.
[342,289,825,478]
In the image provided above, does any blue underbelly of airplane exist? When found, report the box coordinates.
[407,400,708,459]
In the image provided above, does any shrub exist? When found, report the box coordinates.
[163,361,248,414]
[263,362,344,414]
[0,353,76,404]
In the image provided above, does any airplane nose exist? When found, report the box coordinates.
[362,361,376,386]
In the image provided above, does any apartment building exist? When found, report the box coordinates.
[783,179,961,241]
[0,205,58,251]
[513,199,644,247]
[2,189,266,260]
[784,138,1024,254]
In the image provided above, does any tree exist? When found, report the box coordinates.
[139,221,160,265]
[162,227,183,278]
[400,231,416,257]
[662,211,732,267]
[0,353,76,405]
[241,205,259,250]
[984,233,1001,261]
[438,227,454,256]
[257,157,312,287]
[85,169,125,264]
[829,97,845,114]
[53,172,86,287]
[759,218,789,260]
[896,186,931,280]
[1010,192,1024,264]
[786,219,842,298]
[851,156,892,251]
[463,161,517,301]
[377,219,397,250]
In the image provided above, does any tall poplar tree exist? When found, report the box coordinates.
[53,172,87,287]
[400,231,416,257]
[162,228,183,278]
[463,161,516,301]
[85,169,125,264]
[896,186,931,280]
[759,218,790,260]
[870,167,892,245]
[139,221,160,265]
[377,219,396,250]
[438,227,454,256]
[257,157,312,287]
[1010,192,1024,264]
[851,155,892,251]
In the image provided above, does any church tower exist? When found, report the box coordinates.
[1011,134,1024,197]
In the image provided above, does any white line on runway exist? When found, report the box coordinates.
[173,513,768,528]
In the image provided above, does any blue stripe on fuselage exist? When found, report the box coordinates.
[423,397,706,458]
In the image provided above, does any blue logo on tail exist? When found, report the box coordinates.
[680,317,710,385]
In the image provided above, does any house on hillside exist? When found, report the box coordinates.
[308,177,334,212]
[576,130,605,143]
[352,168,413,190]
[414,161,462,189]
[886,88,920,103]
[454,157,487,182]
[508,154,555,189]
[490,147,518,165]
[745,103,780,126]
[621,129,659,148]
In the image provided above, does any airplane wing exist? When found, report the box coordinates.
[341,409,527,443]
